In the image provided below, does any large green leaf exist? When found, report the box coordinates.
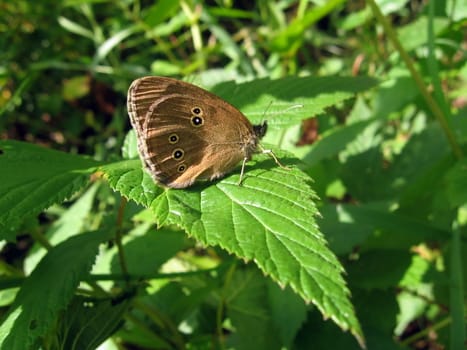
[210,75,379,127]
[320,203,447,255]
[0,230,112,349]
[226,268,282,350]
[101,152,364,343]
[226,267,307,349]
[110,228,187,276]
[0,140,101,240]
[24,184,100,274]
[55,296,131,350]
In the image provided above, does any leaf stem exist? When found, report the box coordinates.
[400,316,451,346]
[366,0,463,159]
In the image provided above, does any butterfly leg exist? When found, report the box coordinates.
[238,157,248,185]
[259,145,290,170]
[238,147,290,186]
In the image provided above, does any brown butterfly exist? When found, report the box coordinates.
[127,76,269,189]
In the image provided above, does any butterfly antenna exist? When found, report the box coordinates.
[262,100,273,125]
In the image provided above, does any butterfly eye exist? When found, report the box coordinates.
[191,115,204,127]
[177,164,187,173]
[168,134,179,144]
[172,148,184,160]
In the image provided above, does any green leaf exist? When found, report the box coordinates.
[341,122,451,202]
[94,25,139,63]
[101,153,364,343]
[102,159,164,208]
[0,140,102,240]
[150,60,182,76]
[62,75,90,101]
[111,228,187,275]
[54,296,131,350]
[376,0,411,15]
[266,279,307,347]
[395,255,432,335]
[373,69,419,118]
[346,250,412,290]
[340,7,372,30]
[269,0,346,53]
[58,16,94,40]
[397,16,449,52]
[444,159,467,208]
[302,119,376,167]
[320,203,447,254]
[297,289,399,349]
[142,280,215,330]
[143,0,180,27]
[226,268,282,350]
[207,6,255,19]
[0,230,112,349]
[63,0,110,7]
[122,130,139,160]
[225,267,337,348]
[24,184,100,274]
[211,76,379,127]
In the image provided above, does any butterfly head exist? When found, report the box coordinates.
[253,121,268,139]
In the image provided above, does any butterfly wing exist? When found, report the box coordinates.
[128,76,257,188]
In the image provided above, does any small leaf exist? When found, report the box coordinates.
[62,75,90,101]
[150,60,182,76]
[269,0,346,53]
[94,25,139,63]
[143,0,180,27]
[58,16,94,40]
[122,130,139,160]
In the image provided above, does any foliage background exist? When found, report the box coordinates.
[0,0,466,349]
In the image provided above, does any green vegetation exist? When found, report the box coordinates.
[0,0,465,349]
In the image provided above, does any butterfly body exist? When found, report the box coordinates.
[127,76,266,188]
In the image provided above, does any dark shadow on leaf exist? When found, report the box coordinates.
[172,156,299,193]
